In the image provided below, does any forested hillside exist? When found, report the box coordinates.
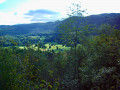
[0,21,60,35]
[0,13,120,90]
[0,13,120,36]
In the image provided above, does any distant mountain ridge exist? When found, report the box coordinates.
[0,13,120,36]
[86,13,120,27]
[0,22,60,35]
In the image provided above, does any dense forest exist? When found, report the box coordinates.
[0,11,120,90]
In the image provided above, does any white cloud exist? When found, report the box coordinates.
[81,0,120,15]
[0,11,31,25]
[0,0,6,4]
[0,0,120,25]
[9,0,70,24]
[15,0,69,17]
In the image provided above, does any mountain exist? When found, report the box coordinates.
[86,13,120,28]
[0,13,120,36]
[0,21,60,36]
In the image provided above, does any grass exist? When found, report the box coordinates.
[44,44,70,52]
[18,43,70,52]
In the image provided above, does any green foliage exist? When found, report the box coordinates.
[0,17,120,90]
[59,3,90,53]
[78,25,120,89]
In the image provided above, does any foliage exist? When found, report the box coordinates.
[0,12,120,90]
[59,3,88,52]
[78,25,120,89]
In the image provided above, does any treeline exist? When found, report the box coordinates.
[0,33,60,47]
[0,24,120,89]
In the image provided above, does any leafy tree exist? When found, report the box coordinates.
[79,25,120,89]
[59,3,87,52]
[37,41,46,51]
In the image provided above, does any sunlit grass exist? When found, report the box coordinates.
[45,44,70,51]
[19,46,25,49]
[18,43,70,52]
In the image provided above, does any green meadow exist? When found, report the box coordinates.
[18,43,70,53]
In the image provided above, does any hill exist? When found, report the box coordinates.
[0,13,120,36]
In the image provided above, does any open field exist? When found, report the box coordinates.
[18,44,70,52]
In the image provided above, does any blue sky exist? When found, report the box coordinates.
[0,0,120,25]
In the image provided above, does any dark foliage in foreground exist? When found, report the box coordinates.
[0,25,120,89]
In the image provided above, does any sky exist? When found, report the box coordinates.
[0,0,120,25]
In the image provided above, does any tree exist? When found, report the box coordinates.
[0,36,6,47]
[81,25,120,89]
[59,4,89,87]
[37,41,46,51]
[59,3,87,52]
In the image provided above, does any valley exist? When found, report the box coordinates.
[0,13,120,89]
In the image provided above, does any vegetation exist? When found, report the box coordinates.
[59,3,87,52]
[0,23,120,89]
[0,5,120,90]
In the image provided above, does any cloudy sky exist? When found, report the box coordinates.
[0,0,120,25]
